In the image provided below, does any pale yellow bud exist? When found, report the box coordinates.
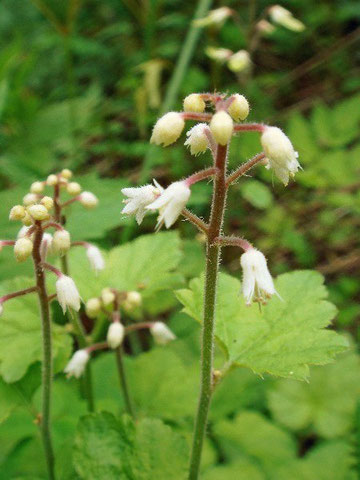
[30,181,45,194]
[150,112,185,147]
[23,193,38,206]
[61,168,73,179]
[101,288,115,307]
[79,192,98,209]
[47,174,58,186]
[40,196,54,211]
[27,204,50,221]
[183,94,205,113]
[9,205,26,221]
[227,50,251,73]
[123,291,142,311]
[210,111,233,145]
[58,177,68,188]
[228,94,250,122]
[14,237,33,262]
[67,182,82,196]
[52,230,71,256]
[21,212,33,226]
[85,298,102,319]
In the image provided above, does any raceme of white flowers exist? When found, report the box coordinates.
[150,321,176,345]
[64,349,90,378]
[56,275,81,313]
[240,248,276,305]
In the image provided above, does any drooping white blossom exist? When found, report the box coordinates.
[184,123,209,155]
[86,245,105,274]
[240,248,276,305]
[150,322,176,345]
[52,230,71,256]
[14,237,33,262]
[56,275,81,313]
[269,5,305,32]
[107,322,125,349]
[40,233,53,260]
[121,181,163,224]
[146,181,191,229]
[64,349,89,378]
[261,126,301,185]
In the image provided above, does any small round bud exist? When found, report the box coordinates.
[150,112,185,147]
[210,111,233,145]
[107,322,125,349]
[61,168,73,179]
[27,204,50,221]
[67,182,81,196]
[101,288,115,307]
[23,193,38,206]
[123,291,142,311]
[30,181,45,194]
[183,94,205,113]
[52,230,71,256]
[150,322,176,345]
[228,94,250,122]
[46,174,58,186]
[21,212,33,226]
[85,298,102,318]
[9,205,26,221]
[14,237,33,262]
[227,50,251,73]
[79,192,98,209]
[40,196,54,211]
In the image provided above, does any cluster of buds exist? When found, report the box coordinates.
[64,287,176,378]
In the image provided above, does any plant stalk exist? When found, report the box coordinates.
[32,223,55,480]
[188,144,228,479]
[115,346,135,417]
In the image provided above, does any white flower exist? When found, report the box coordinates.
[64,349,89,378]
[123,291,142,311]
[67,182,82,196]
[40,233,53,260]
[79,191,98,209]
[52,230,71,256]
[56,275,81,313]
[40,196,54,211]
[183,94,205,113]
[85,297,102,318]
[184,124,209,155]
[150,322,176,345]
[86,245,105,273]
[14,237,33,262]
[23,193,38,206]
[9,205,26,221]
[27,204,50,221]
[240,248,276,305]
[269,5,305,32]
[121,181,163,224]
[227,50,251,73]
[107,322,125,349]
[150,112,185,147]
[30,181,45,194]
[209,111,233,145]
[146,181,191,229]
[17,225,31,239]
[228,94,250,121]
[194,7,232,27]
[261,126,301,185]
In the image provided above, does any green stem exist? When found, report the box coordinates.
[188,144,228,480]
[115,346,135,417]
[139,0,213,182]
[32,223,55,480]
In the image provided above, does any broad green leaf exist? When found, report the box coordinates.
[268,350,360,438]
[0,277,72,382]
[240,180,273,209]
[73,412,188,480]
[176,271,348,380]
[203,459,265,480]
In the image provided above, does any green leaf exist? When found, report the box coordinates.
[240,180,273,209]
[203,459,265,480]
[176,270,348,380]
[268,350,360,438]
[73,412,188,480]
[0,277,72,382]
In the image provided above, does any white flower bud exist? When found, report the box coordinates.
[52,230,71,255]
[146,180,191,229]
[46,174,58,186]
[228,94,250,122]
[79,191,98,209]
[86,245,105,274]
[27,204,50,221]
[121,181,163,225]
[61,168,73,179]
[67,182,81,196]
[107,322,125,349]
[64,349,89,378]
[9,205,26,221]
[183,94,205,113]
[30,181,44,194]
[150,322,176,345]
[257,19,275,34]
[123,291,142,311]
[210,111,233,145]
[269,5,305,32]
[194,7,232,27]
[101,288,115,307]
[21,212,33,226]
[205,47,232,62]
[40,233,53,260]
[184,123,209,155]
[261,126,300,185]
[23,193,38,206]
[150,112,185,147]
[85,297,102,318]
[14,237,33,262]
[240,248,276,305]
[56,275,81,313]
[40,196,54,211]
[227,50,251,73]
[17,225,31,239]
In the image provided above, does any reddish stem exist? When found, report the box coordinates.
[42,263,62,278]
[125,322,154,333]
[0,240,16,247]
[226,152,266,187]
[185,167,218,187]
[43,222,64,231]
[0,286,38,303]
[233,123,265,133]
[213,236,252,251]
[181,112,212,122]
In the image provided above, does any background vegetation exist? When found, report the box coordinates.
[0,0,359,478]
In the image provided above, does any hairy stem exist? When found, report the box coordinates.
[182,208,209,234]
[189,144,228,479]
[226,152,266,187]
[32,222,55,480]
[115,346,135,417]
